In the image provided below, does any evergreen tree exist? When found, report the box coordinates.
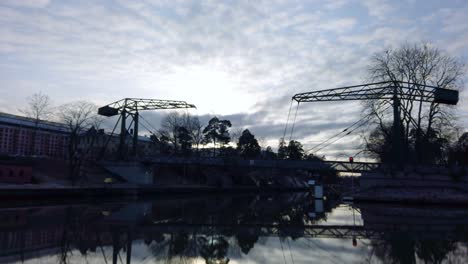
[202,117,232,157]
[264,146,277,160]
[237,129,261,159]
[287,140,304,160]
[177,126,193,156]
[278,138,287,159]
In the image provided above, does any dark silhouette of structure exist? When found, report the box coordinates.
[98,98,195,159]
[292,81,459,165]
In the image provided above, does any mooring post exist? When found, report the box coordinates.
[119,109,127,160]
[133,111,139,157]
[392,83,402,167]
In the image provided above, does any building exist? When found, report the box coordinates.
[77,127,157,159]
[0,111,157,161]
[0,112,69,159]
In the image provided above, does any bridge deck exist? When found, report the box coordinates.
[147,157,381,173]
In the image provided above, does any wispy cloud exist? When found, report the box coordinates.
[0,0,467,158]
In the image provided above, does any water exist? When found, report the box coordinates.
[0,193,467,264]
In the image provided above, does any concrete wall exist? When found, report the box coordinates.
[360,167,468,191]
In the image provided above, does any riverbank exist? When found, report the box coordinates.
[354,187,468,205]
[0,184,310,200]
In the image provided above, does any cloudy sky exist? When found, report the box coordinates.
[1,0,467,159]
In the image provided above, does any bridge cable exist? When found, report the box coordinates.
[279,237,288,264]
[139,121,159,139]
[286,238,296,264]
[289,102,300,142]
[124,118,135,146]
[306,115,372,153]
[305,116,370,154]
[306,100,391,154]
[312,103,392,154]
[300,238,341,264]
[139,114,159,134]
[99,114,122,159]
[282,99,294,141]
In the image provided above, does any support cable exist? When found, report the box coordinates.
[99,114,122,160]
[307,114,372,153]
[289,102,300,142]
[301,239,341,264]
[282,100,294,141]
[313,104,392,153]
[306,100,391,154]
[139,115,159,135]
[139,122,158,138]
[286,238,296,264]
[124,118,135,146]
[279,237,288,264]
[312,103,392,154]
[305,116,370,154]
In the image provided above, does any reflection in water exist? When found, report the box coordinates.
[0,194,466,263]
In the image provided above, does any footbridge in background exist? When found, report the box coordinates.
[146,157,381,173]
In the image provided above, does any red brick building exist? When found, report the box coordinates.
[0,112,69,159]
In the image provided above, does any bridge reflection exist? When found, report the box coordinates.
[148,157,381,173]
[0,194,466,263]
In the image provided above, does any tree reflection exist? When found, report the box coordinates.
[198,236,230,264]
[416,239,456,264]
[235,232,259,255]
[372,232,459,264]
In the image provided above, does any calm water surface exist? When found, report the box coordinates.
[0,193,467,263]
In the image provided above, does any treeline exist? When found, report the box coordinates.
[150,112,323,161]
[364,43,467,166]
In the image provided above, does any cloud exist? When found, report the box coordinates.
[360,0,395,18]
[1,0,467,159]
[0,0,50,8]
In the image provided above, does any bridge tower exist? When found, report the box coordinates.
[98,98,196,159]
[292,81,459,166]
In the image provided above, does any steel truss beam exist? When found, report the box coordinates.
[98,98,196,117]
[292,81,459,166]
[98,98,196,159]
[292,81,458,105]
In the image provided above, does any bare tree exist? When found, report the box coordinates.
[158,112,202,154]
[20,92,53,122]
[20,92,53,155]
[365,43,465,164]
[158,112,185,154]
[230,128,244,145]
[184,114,203,153]
[58,101,98,183]
[257,135,268,150]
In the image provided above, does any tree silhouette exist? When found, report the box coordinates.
[58,101,99,183]
[20,92,53,155]
[263,146,277,160]
[237,129,261,159]
[287,140,304,160]
[177,126,193,156]
[203,117,232,157]
[158,112,200,155]
[365,43,464,164]
[278,138,287,159]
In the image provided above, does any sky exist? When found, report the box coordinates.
[1,0,468,159]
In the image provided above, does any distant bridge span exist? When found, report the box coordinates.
[147,157,381,173]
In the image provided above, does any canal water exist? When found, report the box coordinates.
[0,193,467,263]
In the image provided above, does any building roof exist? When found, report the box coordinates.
[0,112,70,134]
[81,127,152,143]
